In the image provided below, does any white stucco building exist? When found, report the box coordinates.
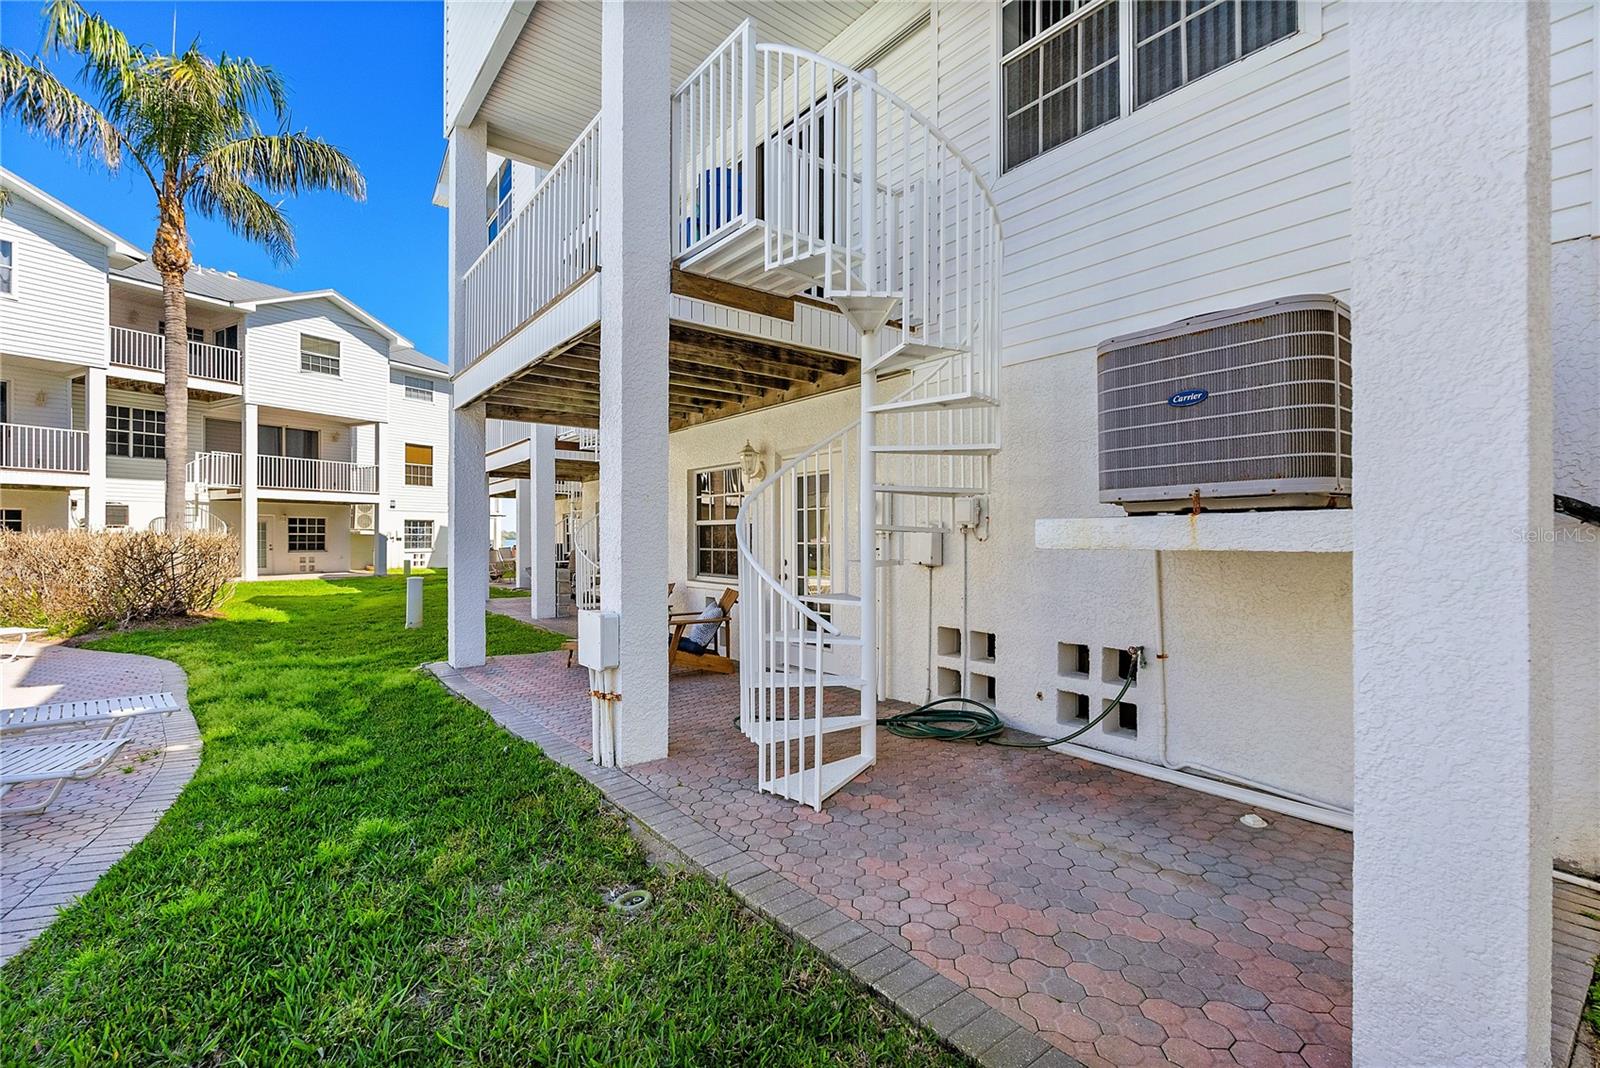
[0,169,451,575]
[440,2,1597,1063]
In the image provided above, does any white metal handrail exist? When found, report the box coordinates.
[572,514,600,611]
[736,423,862,807]
[0,424,88,474]
[462,116,601,361]
[110,327,241,384]
[149,508,229,534]
[189,451,242,489]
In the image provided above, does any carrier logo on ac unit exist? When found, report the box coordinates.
[1167,388,1209,408]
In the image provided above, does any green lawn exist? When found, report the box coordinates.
[0,575,955,1067]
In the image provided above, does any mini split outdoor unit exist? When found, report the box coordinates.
[1097,295,1352,514]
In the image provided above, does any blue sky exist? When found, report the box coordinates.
[1,1,447,358]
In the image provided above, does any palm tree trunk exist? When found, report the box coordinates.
[154,195,190,533]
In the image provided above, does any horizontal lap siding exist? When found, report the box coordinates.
[386,371,450,517]
[3,358,77,431]
[241,300,391,424]
[934,0,1593,368]
[0,197,109,368]
[1552,1,1597,241]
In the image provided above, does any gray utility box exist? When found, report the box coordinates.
[1097,294,1352,514]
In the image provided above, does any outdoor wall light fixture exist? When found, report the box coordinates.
[740,440,766,482]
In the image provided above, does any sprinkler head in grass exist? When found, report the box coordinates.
[1239,813,1269,829]
[609,888,652,915]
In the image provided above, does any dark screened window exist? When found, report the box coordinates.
[107,405,165,459]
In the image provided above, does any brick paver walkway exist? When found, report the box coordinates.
[1,643,199,964]
[452,652,1355,1068]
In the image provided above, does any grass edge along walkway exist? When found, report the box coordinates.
[0,574,960,1067]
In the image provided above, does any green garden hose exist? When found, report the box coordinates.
[879,662,1138,749]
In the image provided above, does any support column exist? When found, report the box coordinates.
[446,120,490,669]
[598,0,671,765]
[447,402,489,667]
[530,424,557,619]
[513,477,533,590]
[84,366,106,530]
[241,402,259,580]
[1349,5,1552,1066]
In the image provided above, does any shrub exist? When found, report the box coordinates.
[0,529,240,632]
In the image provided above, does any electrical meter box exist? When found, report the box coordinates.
[904,530,944,567]
[578,610,620,670]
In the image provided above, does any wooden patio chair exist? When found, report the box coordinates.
[566,582,683,668]
[668,587,738,674]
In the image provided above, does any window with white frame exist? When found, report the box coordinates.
[486,160,512,240]
[0,239,13,295]
[691,465,744,580]
[404,443,434,486]
[1,508,21,532]
[1001,0,1299,172]
[404,519,434,551]
[299,334,341,376]
[403,375,434,401]
[105,503,130,528]
[286,516,327,552]
[107,405,165,459]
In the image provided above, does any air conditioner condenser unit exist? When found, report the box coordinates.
[1097,295,1352,514]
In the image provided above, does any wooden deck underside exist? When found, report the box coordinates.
[481,321,860,432]
[488,453,597,483]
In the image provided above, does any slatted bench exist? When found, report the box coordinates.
[1,692,181,738]
[1,738,131,816]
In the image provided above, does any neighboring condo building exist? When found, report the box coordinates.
[0,168,449,575]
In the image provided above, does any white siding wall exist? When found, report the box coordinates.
[1553,0,1598,241]
[384,368,451,566]
[0,196,110,368]
[2,355,77,431]
[241,299,391,424]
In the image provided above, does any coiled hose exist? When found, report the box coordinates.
[879,662,1138,749]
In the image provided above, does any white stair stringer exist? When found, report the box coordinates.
[696,25,1002,809]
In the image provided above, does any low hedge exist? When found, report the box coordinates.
[0,528,239,633]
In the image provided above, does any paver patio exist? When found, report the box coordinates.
[452,651,1356,1068]
[1,642,199,964]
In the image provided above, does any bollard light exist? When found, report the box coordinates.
[405,575,423,629]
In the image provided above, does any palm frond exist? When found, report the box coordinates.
[40,0,144,101]
[0,48,119,166]
[214,54,287,123]
[189,176,296,265]
[202,133,365,200]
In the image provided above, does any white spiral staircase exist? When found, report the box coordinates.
[573,513,600,612]
[673,24,1002,808]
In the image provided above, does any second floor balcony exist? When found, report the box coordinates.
[111,327,241,386]
[190,451,379,496]
[0,423,89,476]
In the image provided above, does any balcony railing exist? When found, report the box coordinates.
[190,451,242,488]
[111,327,241,385]
[0,424,89,474]
[462,115,601,360]
[187,452,378,494]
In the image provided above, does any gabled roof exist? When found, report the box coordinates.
[115,259,292,303]
[244,289,413,349]
[0,168,145,264]
[391,347,449,376]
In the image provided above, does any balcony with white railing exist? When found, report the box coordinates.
[0,424,90,476]
[187,452,379,496]
[462,118,600,361]
[111,327,242,385]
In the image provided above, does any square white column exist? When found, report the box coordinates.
[84,366,106,530]
[447,401,489,667]
[241,402,259,579]
[598,0,671,765]
[513,477,533,590]
[446,121,489,668]
[1349,4,1552,1065]
[530,424,557,619]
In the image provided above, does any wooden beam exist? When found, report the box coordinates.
[671,269,795,322]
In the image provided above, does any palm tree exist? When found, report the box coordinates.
[0,0,364,530]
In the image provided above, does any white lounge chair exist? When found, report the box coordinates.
[0,627,45,663]
[1,692,181,738]
[1,738,130,816]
